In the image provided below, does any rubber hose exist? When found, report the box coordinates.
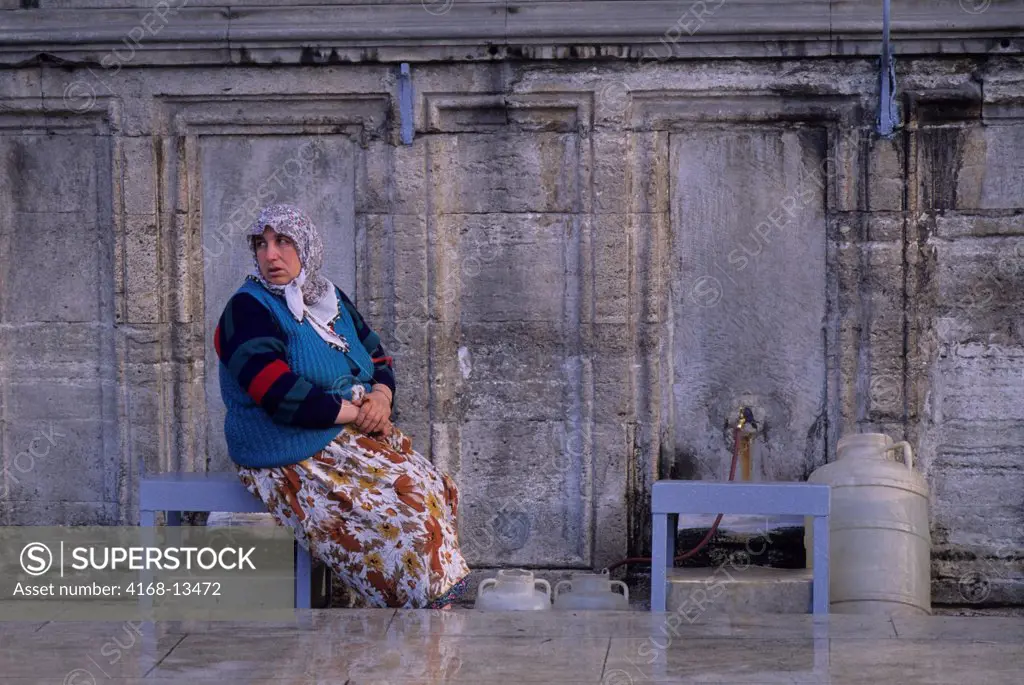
[602,425,743,574]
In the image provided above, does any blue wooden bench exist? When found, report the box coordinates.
[139,471,314,608]
[651,481,831,614]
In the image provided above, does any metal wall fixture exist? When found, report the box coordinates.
[878,0,901,137]
[398,62,415,145]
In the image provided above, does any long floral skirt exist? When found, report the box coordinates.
[236,425,471,609]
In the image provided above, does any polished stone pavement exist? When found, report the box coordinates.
[1,609,1022,684]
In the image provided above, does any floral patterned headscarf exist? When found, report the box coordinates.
[246,204,332,320]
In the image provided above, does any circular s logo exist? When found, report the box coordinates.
[62,80,97,113]
[959,0,991,14]
[602,669,634,685]
[421,0,454,15]
[958,572,991,603]
[20,542,53,576]
[596,80,632,117]
[63,669,97,685]
[689,275,723,308]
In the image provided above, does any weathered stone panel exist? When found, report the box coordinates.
[429,134,581,214]
[422,124,596,567]
[670,127,828,484]
[448,213,569,325]
[458,418,588,567]
[918,123,1024,211]
[0,131,119,525]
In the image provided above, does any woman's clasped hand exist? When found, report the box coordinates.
[338,386,394,436]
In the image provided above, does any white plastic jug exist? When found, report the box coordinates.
[474,569,552,611]
[553,570,630,611]
[806,432,931,615]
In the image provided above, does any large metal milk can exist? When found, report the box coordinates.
[805,433,931,615]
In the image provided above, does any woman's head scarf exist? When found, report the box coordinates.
[244,203,378,397]
[246,204,331,321]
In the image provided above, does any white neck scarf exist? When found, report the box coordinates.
[281,270,350,353]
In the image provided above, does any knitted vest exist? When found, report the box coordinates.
[219,278,375,468]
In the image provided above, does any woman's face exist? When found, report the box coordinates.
[254,226,302,285]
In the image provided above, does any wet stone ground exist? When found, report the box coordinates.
[2,609,1023,683]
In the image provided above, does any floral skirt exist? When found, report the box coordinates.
[236,425,470,609]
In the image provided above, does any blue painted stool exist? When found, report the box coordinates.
[651,481,831,614]
[139,471,313,608]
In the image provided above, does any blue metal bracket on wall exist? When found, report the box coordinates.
[877,0,901,137]
[398,63,414,145]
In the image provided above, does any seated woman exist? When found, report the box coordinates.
[213,203,469,609]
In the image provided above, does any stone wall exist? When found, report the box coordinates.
[1,0,1023,606]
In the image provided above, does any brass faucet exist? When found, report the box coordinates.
[734,407,757,481]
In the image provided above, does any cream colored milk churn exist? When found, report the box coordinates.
[805,433,931,615]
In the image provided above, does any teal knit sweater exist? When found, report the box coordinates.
[216,278,389,468]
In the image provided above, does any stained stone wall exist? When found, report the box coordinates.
[1,0,1024,606]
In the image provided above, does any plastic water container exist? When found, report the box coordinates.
[474,569,552,611]
[806,433,931,615]
[553,570,630,611]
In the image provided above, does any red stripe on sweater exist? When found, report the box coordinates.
[213,325,222,359]
[248,359,289,404]
[372,356,393,366]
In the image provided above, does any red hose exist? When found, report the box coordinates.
[603,425,743,574]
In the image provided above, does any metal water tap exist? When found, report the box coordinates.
[734,407,758,482]
[736,406,758,433]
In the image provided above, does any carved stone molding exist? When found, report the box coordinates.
[2,0,1021,66]
[155,94,391,138]
[422,91,592,134]
[0,96,119,134]
[628,91,868,130]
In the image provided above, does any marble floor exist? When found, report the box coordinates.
[1,609,1022,684]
